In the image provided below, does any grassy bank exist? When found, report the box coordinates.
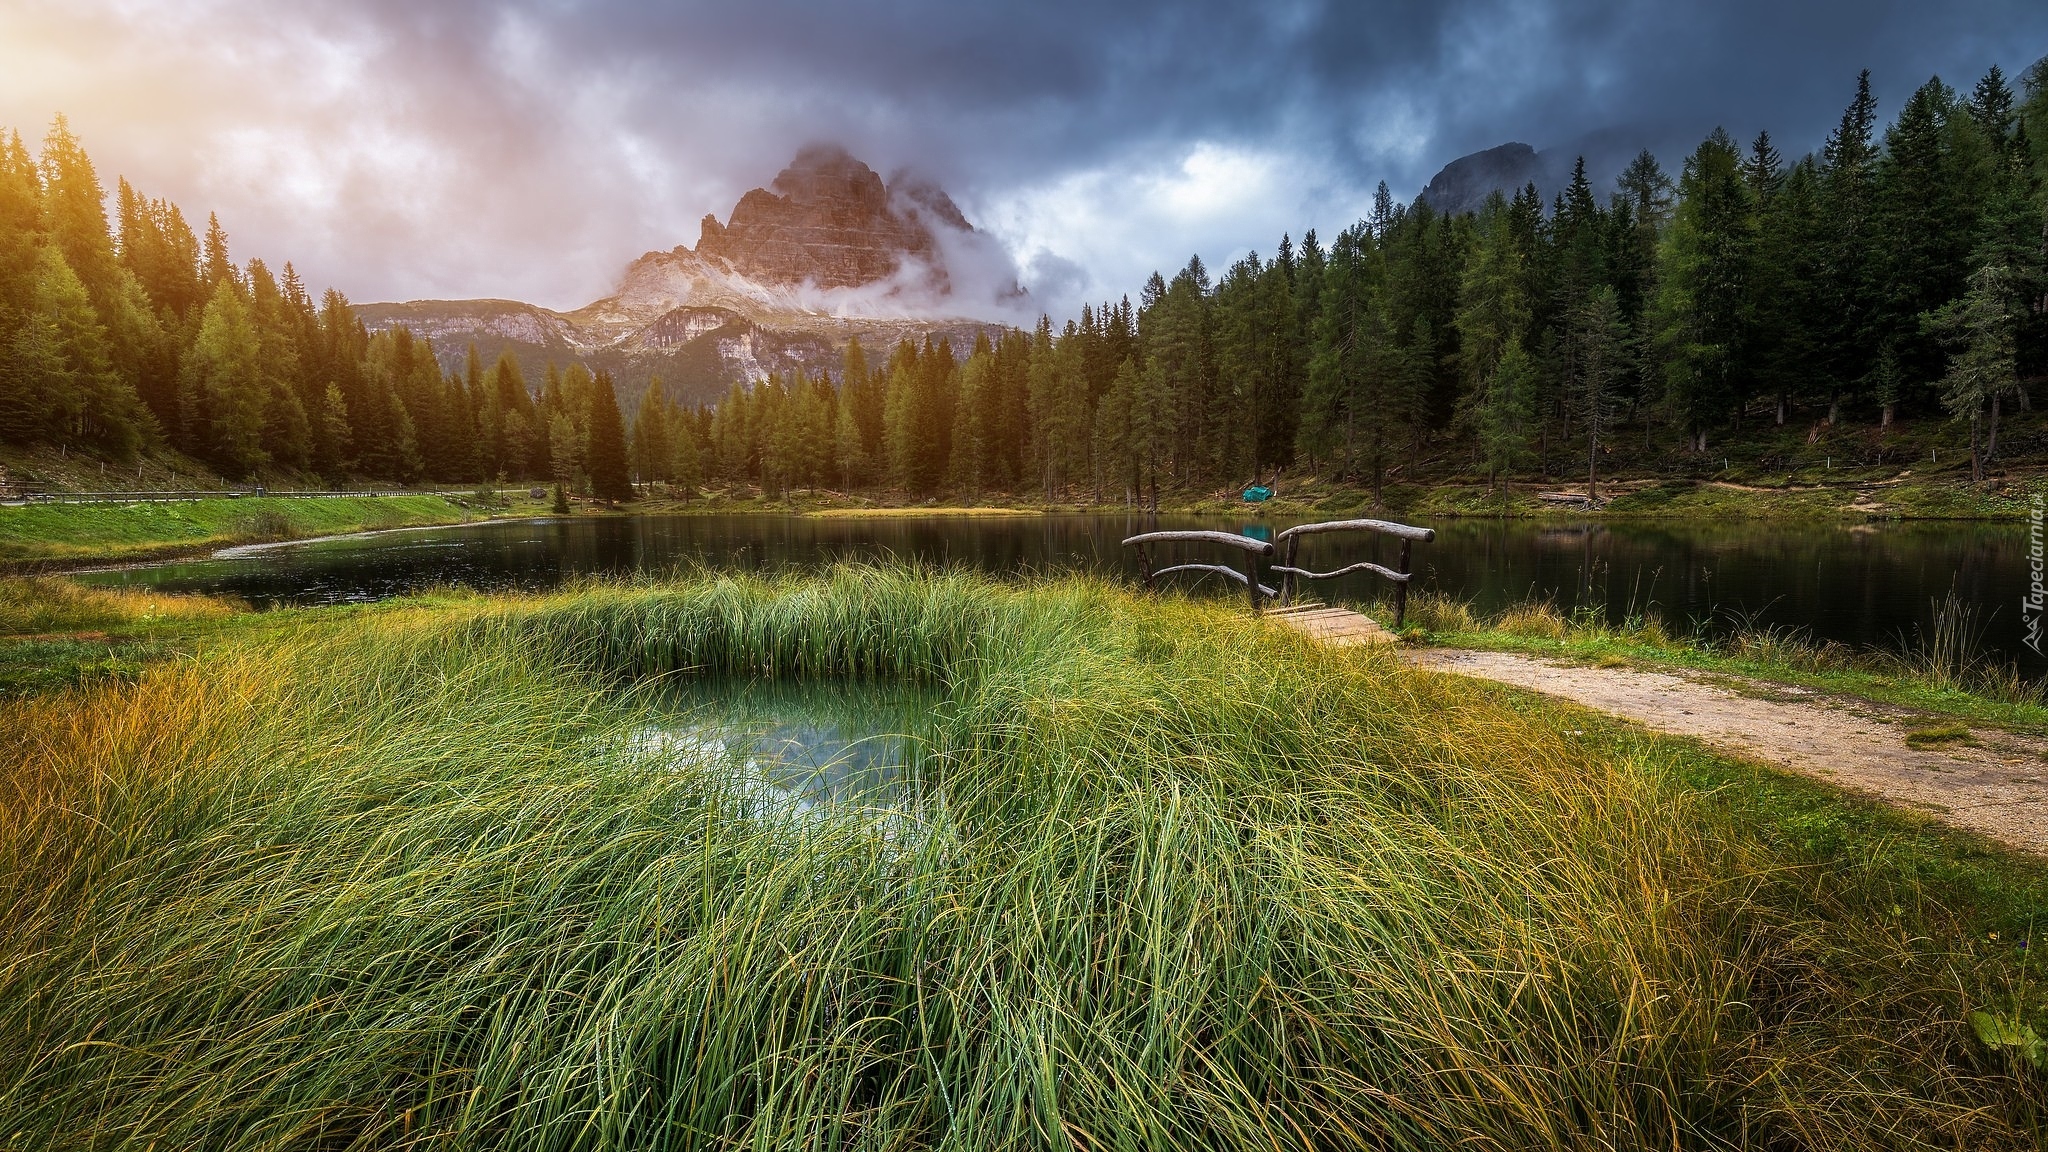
[1408,591,2048,736]
[0,576,316,696]
[0,493,529,568]
[1,567,2043,1148]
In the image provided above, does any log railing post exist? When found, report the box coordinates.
[1241,550,1263,614]
[1281,535,1300,607]
[1393,538,1413,630]
[1137,543,1153,590]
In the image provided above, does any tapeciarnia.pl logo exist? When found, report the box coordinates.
[2027,494,2045,657]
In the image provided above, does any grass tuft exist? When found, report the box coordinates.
[0,575,240,636]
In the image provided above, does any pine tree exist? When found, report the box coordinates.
[1654,128,1753,450]
[318,383,352,477]
[0,289,66,443]
[36,116,119,303]
[671,407,704,499]
[833,380,873,487]
[1456,192,1533,472]
[1742,131,1785,198]
[583,369,632,501]
[1090,356,1140,502]
[0,130,39,281]
[1924,261,2021,479]
[201,212,236,296]
[1478,339,1539,491]
[1817,70,1882,421]
[630,380,672,482]
[248,259,310,471]
[1618,150,1677,232]
[548,412,580,490]
[1874,77,1976,402]
[1573,286,1629,501]
[181,277,267,474]
[946,349,989,493]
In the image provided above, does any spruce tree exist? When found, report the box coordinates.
[1654,128,1753,450]
[1455,192,1532,462]
[630,381,672,482]
[0,131,43,341]
[1874,77,1975,399]
[36,116,119,303]
[1478,339,1539,492]
[1817,70,1882,421]
[583,369,632,502]
[318,383,352,477]
[1925,261,2020,479]
[548,412,580,490]
[671,409,703,499]
[181,277,267,474]
[1573,287,1629,501]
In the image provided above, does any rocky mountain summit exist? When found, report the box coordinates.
[1417,142,1548,216]
[695,143,965,291]
[359,145,1013,410]
[1417,133,1645,217]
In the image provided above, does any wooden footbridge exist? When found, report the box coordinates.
[1123,517,1433,646]
[1261,603,1397,646]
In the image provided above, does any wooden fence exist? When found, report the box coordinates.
[1123,517,1434,627]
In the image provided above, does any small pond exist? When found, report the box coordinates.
[641,680,939,825]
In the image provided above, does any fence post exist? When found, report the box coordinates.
[1281,535,1299,607]
[1393,538,1413,630]
[1241,550,1263,615]
[1136,543,1153,591]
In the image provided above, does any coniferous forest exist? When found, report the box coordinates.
[4,64,2046,500]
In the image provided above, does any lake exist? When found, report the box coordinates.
[77,511,2040,669]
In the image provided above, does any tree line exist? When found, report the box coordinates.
[601,63,2048,500]
[4,63,2046,499]
[0,116,632,498]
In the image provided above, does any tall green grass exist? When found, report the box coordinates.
[1,566,2042,1149]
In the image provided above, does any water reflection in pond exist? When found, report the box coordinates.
[638,679,939,825]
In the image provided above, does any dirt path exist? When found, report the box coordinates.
[1407,649,2048,855]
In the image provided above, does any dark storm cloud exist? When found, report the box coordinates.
[2,1,2042,312]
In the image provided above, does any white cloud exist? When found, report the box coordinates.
[984,140,1341,316]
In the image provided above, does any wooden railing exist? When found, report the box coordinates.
[1122,517,1435,626]
[1273,518,1435,628]
[1123,530,1277,614]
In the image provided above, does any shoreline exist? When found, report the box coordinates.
[2,474,2034,572]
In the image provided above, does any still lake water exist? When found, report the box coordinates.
[79,511,2041,669]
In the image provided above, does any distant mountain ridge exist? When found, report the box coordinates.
[358,145,1013,411]
[361,137,1647,412]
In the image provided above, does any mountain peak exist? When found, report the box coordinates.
[688,144,960,292]
[1418,142,1543,216]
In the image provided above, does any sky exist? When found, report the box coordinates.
[2,0,2044,320]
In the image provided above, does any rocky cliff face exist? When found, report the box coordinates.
[691,143,954,292]
[606,143,1015,323]
[1418,135,1645,218]
[1417,142,1547,216]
